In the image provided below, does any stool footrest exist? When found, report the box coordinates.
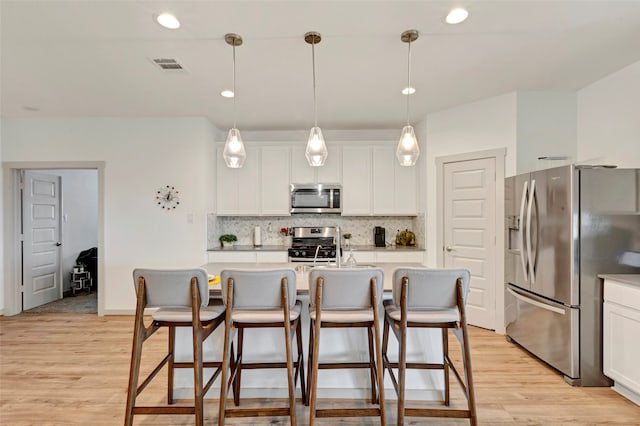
[133,406,195,415]
[405,407,471,419]
[225,407,292,418]
[385,361,444,370]
[319,362,372,369]
[315,407,382,418]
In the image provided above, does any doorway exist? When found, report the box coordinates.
[2,161,105,316]
[436,149,506,332]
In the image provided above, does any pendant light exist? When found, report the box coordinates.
[304,31,328,167]
[396,29,420,167]
[223,33,246,168]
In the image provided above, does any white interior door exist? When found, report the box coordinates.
[22,171,62,310]
[443,158,496,329]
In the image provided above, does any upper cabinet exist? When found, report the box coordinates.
[261,146,291,215]
[342,144,417,216]
[217,146,260,215]
[342,146,372,215]
[216,141,416,217]
[216,145,290,216]
[290,145,341,184]
[372,146,417,215]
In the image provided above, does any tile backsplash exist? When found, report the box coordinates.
[208,213,426,249]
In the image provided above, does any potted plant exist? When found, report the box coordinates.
[219,234,237,248]
[343,233,352,248]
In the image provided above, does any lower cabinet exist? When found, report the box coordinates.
[347,250,425,265]
[603,276,640,405]
[207,251,289,264]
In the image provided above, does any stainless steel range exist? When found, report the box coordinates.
[287,227,340,262]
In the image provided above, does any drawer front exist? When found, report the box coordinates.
[376,251,424,263]
[604,279,640,310]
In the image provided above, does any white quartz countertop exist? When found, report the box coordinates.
[203,262,424,292]
[599,274,640,288]
[207,245,425,252]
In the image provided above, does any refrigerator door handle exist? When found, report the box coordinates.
[519,180,529,282]
[527,179,536,284]
[507,287,566,315]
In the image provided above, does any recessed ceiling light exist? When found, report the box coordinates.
[220,90,234,98]
[446,8,469,24]
[402,87,416,95]
[156,13,180,29]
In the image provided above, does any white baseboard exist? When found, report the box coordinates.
[102,308,136,315]
[612,383,640,406]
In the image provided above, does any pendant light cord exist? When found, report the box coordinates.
[406,39,412,126]
[232,43,237,129]
[312,41,318,127]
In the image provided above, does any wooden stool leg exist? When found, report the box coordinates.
[367,325,378,404]
[371,285,386,426]
[124,281,146,426]
[460,325,477,425]
[397,324,406,426]
[306,320,314,406]
[167,325,175,405]
[233,327,244,406]
[443,328,450,406]
[218,279,234,426]
[296,317,307,404]
[280,280,296,426]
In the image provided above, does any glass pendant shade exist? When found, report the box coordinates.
[223,127,246,168]
[305,126,328,167]
[396,125,419,166]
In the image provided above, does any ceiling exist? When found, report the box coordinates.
[2,0,640,132]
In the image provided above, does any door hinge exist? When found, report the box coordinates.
[19,234,24,242]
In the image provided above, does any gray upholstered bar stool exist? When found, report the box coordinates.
[382,268,477,425]
[125,268,225,426]
[218,269,305,425]
[307,267,386,426]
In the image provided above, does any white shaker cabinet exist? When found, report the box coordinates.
[342,146,372,215]
[217,145,290,216]
[216,146,260,215]
[261,146,291,215]
[372,146,417,215]
[290,145,341,184]
[602,274,640,405]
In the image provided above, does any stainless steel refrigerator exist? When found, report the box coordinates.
[505,165,640,386]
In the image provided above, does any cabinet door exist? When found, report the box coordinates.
[372,146,417,215]
[217,146,259,215]
[291,145,341,184]
[372,146,396,215]
[342,146,371,215]
[261,146,291,215]
[290,146,315,184]
[236,147,260,215]
[317,145,341,183]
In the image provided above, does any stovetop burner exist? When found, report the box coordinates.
[287,226,340,262]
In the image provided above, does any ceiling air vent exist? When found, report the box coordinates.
[150,58,188,72]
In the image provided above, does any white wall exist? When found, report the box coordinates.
[517,92,577,173]
[48,169,98,292]
[577,60,640,168]
[423,92,518,267]
[1,117,217,313]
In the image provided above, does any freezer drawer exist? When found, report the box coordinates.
[506,284,579,379]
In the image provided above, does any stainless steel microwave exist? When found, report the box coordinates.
[290,184,341,214]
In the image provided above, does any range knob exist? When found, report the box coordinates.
[330,250,336,257]
[299,250,306,257]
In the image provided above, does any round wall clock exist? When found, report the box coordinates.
[156,185,180,210]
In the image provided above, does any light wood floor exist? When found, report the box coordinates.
[1,313,639,425]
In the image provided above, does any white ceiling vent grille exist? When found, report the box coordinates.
[150,58,188,72]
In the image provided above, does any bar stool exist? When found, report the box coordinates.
[218,268,305,425]
[382,268,477,425]
[307,267,386,425]
[125,268,225,426]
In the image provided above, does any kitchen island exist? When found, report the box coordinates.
[172,261,445,401]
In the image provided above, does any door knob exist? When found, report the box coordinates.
[56,242,62,246]
[445,246,454,252]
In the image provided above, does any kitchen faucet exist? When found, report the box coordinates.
[313,245,322,266]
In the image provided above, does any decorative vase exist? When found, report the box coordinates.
[222,241,234,248]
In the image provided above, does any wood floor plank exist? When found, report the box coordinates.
[1,312,639,425]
